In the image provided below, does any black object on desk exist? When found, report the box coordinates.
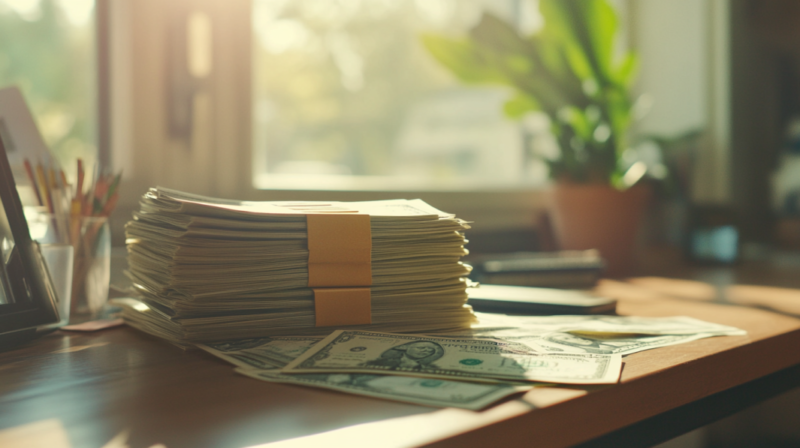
[0,136,60,350]
[467,284,617,315]
[468,250,605,289]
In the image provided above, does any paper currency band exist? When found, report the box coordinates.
[306,213,372,287]
[313,288,372,327]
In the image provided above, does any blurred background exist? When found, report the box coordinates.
[0,0,737,241]
[2,0,800,446]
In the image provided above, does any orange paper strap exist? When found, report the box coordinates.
[314,288,372,327]
[307,213,372,287]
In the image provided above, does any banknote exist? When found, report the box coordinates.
[472,313,746,336]
[282,330,622,384]
[197,336,323,369]
[492,331,717,356]
[237,368,532,410]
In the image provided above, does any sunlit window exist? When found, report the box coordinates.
[252,0,549,191]
[0,0,96,172]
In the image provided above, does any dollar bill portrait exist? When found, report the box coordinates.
[363,341,445,371]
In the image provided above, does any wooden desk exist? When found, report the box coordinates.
[2,292,800,448]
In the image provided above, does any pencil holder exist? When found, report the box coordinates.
[25,208,69,244]
[39,243,74,327]
[71,216,111,320]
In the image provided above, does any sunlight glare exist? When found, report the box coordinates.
[300,0,361,26]
[414,0,455,25]
[4,0,41,21]
[187,10,213,78]
[56,0,93,26]
[0,419,71,448]
[257,19,310,54]
[326,32,364,91]
[518,0,544,35]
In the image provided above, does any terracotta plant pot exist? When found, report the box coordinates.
[549,183,650,278]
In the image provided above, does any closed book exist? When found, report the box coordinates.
[468,250,604,289]
[467,284,616,315]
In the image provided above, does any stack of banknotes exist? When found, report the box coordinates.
[190,314,745,410]
[117,187,746,410]
[121,187,476,345]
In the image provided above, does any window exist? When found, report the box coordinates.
[0,0,97,174]
[100,0,728,240]
[252,0,550,191]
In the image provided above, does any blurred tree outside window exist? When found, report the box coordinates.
[0,0,97,176]
[253,0,551,190]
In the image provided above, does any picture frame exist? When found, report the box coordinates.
[0,130,60,350]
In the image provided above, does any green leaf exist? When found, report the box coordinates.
[534,33,588,107]
[539,0,591,80]
[469,13,536,62]
[614,52,639,87]
[558,106,592,142]
[420,34,505,84]
[420,0,643,186]
[469,13,589,112]
[577,0,618,78]
[503,93,540,119]
[540,0,618,86]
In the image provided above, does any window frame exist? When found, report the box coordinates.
[105,0,550,238]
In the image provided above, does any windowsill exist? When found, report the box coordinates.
[253,173,549,193]
[245,179,553,233]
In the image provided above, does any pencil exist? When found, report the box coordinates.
[59,169,71,200]
[48,167,69,242]
[105,172,122,203]
[70,198,82,245]
[84,162,99,216]
[23,159,43,206]
[92,174,110,216]
[35,163,53,214]
[75,158,84,201]
[101,191,119,217]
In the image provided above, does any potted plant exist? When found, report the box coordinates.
[423,0,655,276]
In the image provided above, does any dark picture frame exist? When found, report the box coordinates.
[0,133,60,349]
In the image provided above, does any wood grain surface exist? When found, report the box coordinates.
[2,283,800,448]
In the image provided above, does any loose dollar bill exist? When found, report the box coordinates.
[197,336,323,369]
[198,335,534,409]
[472,313,746,336]
[457,313,745,357]
[282,330,622,384]
[485,330,720,356]
[236,369,531,410]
